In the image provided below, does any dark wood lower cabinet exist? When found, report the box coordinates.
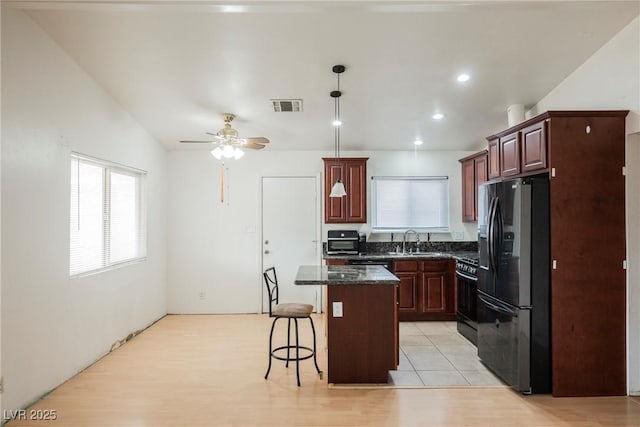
[326,284,398,383]
[393,259,455,321]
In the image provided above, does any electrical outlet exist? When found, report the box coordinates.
[452,231,464,241]
[199,292,206,300]
[332,302,343,317]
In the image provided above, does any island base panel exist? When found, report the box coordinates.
[326,285,397,384]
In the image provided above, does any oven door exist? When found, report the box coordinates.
[456,269,478,345]
[456,270,477,322]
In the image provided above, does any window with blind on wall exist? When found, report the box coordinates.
[70,153,147,276]
[371,176,450,232]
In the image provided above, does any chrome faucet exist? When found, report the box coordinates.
[403,229,420,254]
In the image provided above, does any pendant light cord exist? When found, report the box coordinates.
[334,71,341,167]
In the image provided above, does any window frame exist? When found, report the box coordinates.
[70,153,147,277]
[370,176,450,233]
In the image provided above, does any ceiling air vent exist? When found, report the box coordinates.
[271,99,303,112]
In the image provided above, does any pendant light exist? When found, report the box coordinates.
[329,64,347,198]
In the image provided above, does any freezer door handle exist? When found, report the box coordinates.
[478,294,517,317]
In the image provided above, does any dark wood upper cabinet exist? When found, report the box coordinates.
[521,120,548,173]
[459,150,488,222]
[461,159,476,222]
[323,157,368,223]
[499,132,520,176]
[487,138,500,179]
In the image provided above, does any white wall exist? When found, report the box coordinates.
[529,16,640,395]
[167,149,477,314]
[528,17,640,132]
[1,9,168,411]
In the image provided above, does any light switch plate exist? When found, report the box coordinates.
[332,302,343,317]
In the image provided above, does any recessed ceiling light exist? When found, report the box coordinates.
[457,73,470,82]
[414,139,424,146]
[432,113,444,120]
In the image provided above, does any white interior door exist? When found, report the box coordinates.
[261,176,321,312]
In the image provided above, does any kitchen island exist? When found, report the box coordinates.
[295,265,400,384]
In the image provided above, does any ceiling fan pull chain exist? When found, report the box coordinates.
[220,162,225,203]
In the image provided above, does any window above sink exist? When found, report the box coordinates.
[371,176,450,233]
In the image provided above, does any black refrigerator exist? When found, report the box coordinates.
[477,175,551,394]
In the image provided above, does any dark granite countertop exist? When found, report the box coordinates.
[295,265,400,285]
[323,250,478,262]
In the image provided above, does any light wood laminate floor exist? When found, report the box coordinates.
[7,314,640,426]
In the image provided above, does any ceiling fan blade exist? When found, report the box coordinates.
[244,143,266,150]
[245,137,269,144]
[205,133,226,141]
[179,140,214,143]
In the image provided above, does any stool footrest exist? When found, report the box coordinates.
[271,345,315,362]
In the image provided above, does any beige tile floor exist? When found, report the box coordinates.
[390,321,506,388]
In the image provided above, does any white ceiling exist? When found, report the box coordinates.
[11,0,639,152]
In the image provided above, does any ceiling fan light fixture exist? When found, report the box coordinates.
[233,148,245,160]
[211,146,223,160]
[210,144,244,160]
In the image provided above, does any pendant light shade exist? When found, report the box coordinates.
[329,64,347,198]
[330,179,347,197]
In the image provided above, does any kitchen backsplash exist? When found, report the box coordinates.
[365,241,478,253]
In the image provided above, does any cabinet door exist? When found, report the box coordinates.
[474,155,488,220]
[420,272,447,313]
[345,159,367,223]
[488,138,500,179]
[396,272,419,313]
[324,161,346,223]
[461,158,476,222]
[521,121,548,173]
[500,132,520,176]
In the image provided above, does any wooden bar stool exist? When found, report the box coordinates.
[263,267,322,386]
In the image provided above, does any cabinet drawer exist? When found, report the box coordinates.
[393,260,419,272]
[421,260,450,272]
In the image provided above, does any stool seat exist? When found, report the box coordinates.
[273,303,313,318]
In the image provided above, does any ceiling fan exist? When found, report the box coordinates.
[180,113,269,160]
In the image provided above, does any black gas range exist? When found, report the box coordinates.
[455,256,478,346]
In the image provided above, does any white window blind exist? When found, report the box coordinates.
[70,154,146,276]
[371,176,450,232]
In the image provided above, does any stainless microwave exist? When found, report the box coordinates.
[326,230,359,254]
